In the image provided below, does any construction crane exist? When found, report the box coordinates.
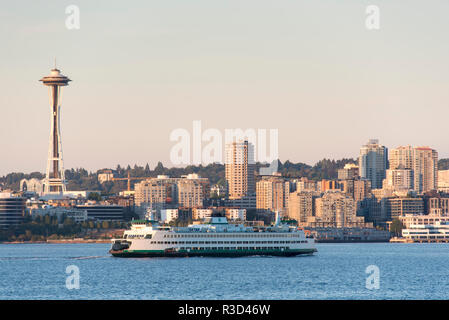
[111,172,151,192]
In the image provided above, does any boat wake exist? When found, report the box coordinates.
[69,256,107,260]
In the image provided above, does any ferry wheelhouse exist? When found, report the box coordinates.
[110,216,317,257]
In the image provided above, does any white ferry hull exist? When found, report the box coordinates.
[110,237,317,258]
[110,217,317,258]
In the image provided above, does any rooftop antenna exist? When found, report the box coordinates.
[54,57,57,70]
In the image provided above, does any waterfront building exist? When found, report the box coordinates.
[32,206,88,223]
[413,147,438,194]
[225,140,255,200]
[382,197,424,220]
[359,139,388,189]
[75,205,124,221]
[337,163,359,180]
[399,213,449,229]
[0,192,25,229]
[402,221,449,242]
[305,227,389,242]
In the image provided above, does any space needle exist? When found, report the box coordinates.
[40,65,71,195]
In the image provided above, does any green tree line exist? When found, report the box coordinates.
[3,158,449,193]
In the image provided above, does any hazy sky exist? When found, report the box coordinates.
[1,1,449,175]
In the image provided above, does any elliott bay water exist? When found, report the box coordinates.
[0,242,448,300]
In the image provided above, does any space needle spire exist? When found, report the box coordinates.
[40,66,71,194]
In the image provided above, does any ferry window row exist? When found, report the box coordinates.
[150,240,307,244]
[181,247,290,251]
[163,234,301,238]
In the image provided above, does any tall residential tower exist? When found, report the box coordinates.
[413,147,438,194]
[225,140,255,200]
[359,139,388,189]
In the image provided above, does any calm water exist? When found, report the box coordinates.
[0,242,448,300]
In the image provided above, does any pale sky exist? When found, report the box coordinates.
[1,1,449,175]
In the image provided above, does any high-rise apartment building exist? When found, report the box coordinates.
[413,147,438,194]
[341,179,371,202]
[389,145,413,170]
[256,176,289,214]
[225,140,255,200]
[287,191,318,225]
[383,169,414,191]
[389,145,438,194]
[359,139,388,189]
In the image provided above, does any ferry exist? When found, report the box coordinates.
[109,215,317,258]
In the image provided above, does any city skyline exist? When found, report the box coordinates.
[2,1,449,176]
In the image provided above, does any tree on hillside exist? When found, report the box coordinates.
[390,218,405,237]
